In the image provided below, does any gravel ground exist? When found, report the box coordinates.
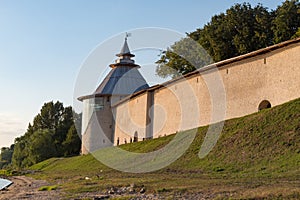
[0,176,62,200]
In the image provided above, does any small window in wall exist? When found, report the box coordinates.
[258,100,271,111]
[107,96,110,102]
[93,97,104,111]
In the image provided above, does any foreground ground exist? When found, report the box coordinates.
[1,173,300,199]
[4,98,300,199]
[0,176,61,200]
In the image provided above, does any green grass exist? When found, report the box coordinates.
[28,98,300,199]
[38,185,58,191]
[0,169,11,176]
[0,169,19,176]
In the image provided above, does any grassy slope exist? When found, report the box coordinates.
[29,98,300,199]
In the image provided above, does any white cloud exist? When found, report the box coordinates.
[0,114,26,148]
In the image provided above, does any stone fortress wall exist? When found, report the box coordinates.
[112,38,300,145]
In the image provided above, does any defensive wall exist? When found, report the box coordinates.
[112,38,300,145]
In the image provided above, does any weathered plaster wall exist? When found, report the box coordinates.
[114,93,149,145]
[113,41,300,143]
[223,42,300,120]
[81,96,113,154]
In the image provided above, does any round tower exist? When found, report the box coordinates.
[78,37,149,154]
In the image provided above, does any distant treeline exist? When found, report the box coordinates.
[0,101,81,169]
[156,0,300,78]
[0,145,14,169]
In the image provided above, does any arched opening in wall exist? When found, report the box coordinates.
[258,100,271,111]
[134,131,138,142]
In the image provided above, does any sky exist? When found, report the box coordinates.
[0,0,284,148]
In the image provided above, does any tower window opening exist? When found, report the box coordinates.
[93,97,104,110]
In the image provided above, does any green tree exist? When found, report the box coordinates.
[31,101,75,156]
[292,27,300,38]
[63,124,81,156]
[272,0,300,43]
[12,136,29,168]
[156,37,214,78]
[0,145,14,163]
[32,101,64,131]
[195,3,273,60]
[12,101,81,168]
[157,3,274,78]
[0,145,14,168]
[27,129,57,164]
[54,106,75,155]
[157,1,300,79]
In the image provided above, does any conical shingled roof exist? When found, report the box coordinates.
[94,66,149,95]
[78,38,149,101]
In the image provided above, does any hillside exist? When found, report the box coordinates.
[29,98,300,199]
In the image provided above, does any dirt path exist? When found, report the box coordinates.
[0,176,61,200]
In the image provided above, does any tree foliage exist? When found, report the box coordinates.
[272,0,300,43]
[157,1,300,78]
[156,37,214,78]
[27,129,57,164]
[63,124,82,156]
[0,145,14,168]
[11,101,81,168]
